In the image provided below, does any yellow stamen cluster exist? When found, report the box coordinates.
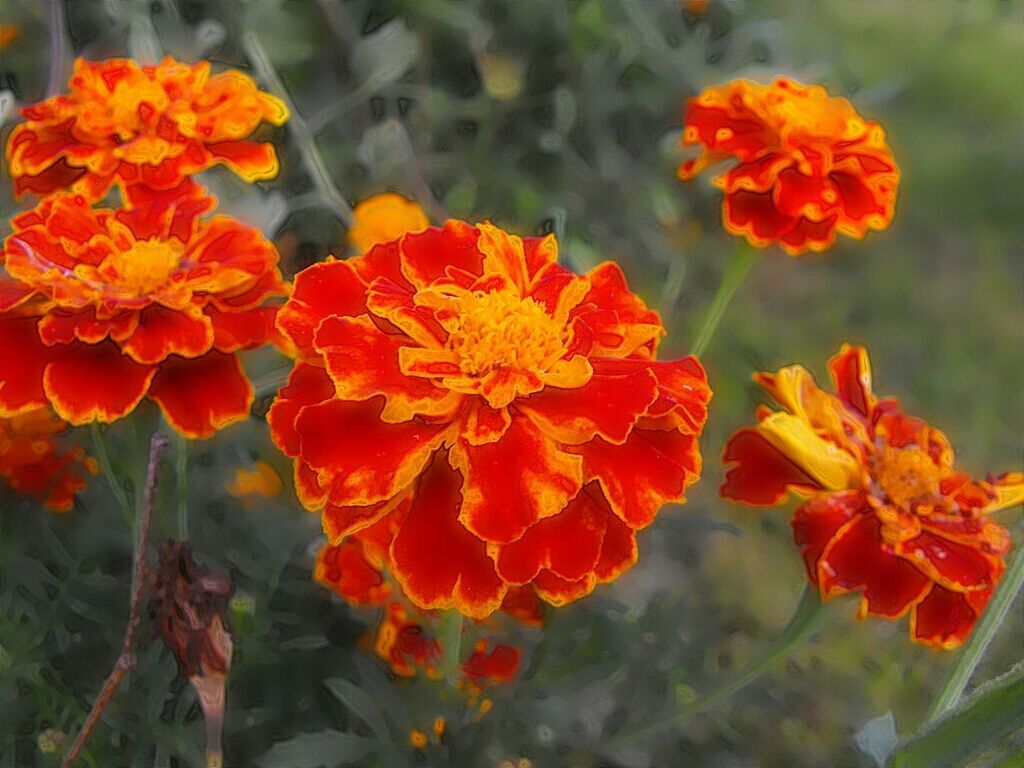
[99,239,183,297]
[872,446,941,510]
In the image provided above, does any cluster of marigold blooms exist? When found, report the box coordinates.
[0,54,1020,714]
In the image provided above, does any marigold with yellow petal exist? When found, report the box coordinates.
[679,77,899,255]
[349,193,430,254]
[0,190,287,438]
[272,220,712,618]
[0,408,98,511]
[721,345,1022,649]
[7,56,287,201]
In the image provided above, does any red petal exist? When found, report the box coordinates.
[574,427,701,529]
[295,398,448,507]
[267,363,335,458]
[390,456,507,619]
[43,342,155,424]
[148,352,253,438]
[449,415,582,544]
[533,570,595,606]
[462,643,520,686]
[818,514,932,619]
[206,140,280,181]
[594,510,638,582]
[119,306,214,364]
[322,492,409,543]
[519,367,658,445]
[500,586,545,627]
[828,344,873,417]
[314,314,458,422]
[791,492,867,584]
[120,178,216,241]
[37,310,137,346]
[399,221,484,288]
[721,428,822,506]
[0,316,56,415]
[896,530,1002,592]
[277,260,368,354]
[723,189,799,249]
[209,307,280,352]
[494,490,608,584]
[572,262,663,356]
[911,585,982,650]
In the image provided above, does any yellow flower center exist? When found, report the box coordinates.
[445,289,569,378]
[872,446,940,510]
[101,239,183,297]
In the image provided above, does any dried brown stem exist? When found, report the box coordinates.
[62,432,171,768]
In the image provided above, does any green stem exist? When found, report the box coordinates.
[689,242,757,358]
[240,29,354,227]
[174,433,189,540]
[439,611,465,687]
[89,423,132,522]
[610,586,830,746]
[925,533,1024,722]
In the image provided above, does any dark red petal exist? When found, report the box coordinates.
[277,260,368,354]
[721,428,823,506]
[390,455,507,619]
[398,221,483,288]
[119,306,214,364]
[911,585,983,650]
[0,316,55,415]
[43,342,155,424]
[791,491,867,585]
[267,363,336,458]
[148,352,253,438]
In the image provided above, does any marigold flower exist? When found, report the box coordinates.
[7,56,287,200]
[721,345,1023,648]
[271,220,711,618]
[0,190,287,438]
[349,193,430,254]
[679,77,899,255]
[0,408,98,511]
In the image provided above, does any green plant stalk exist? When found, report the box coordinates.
[611,586,830,746]
[690,242,758,358]
[439,611,464,687]
[925,533,1024,723]
[240,29,355,227]
[89,423,132,522]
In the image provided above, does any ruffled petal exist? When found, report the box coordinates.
[533,570,595,606]
[574,427,701,529]
[119,306,214,364]
[206,140,280,181]
[896,530,1002,592]
[276,260,368,354]
[594,510,639,582]
[828,344,873,417]
[572,262,664,357]
[399,220,483,289]
[817,514,932,619]
[208,306,280,352]
[314,542,390,606]
[911,584,984,650]
[449,415,582,544]
[0,316,56,415]
[43,342,155,424]
[266,362,335,458]
[519,366,658,445]
[294,397,449,507]
[37,310,137,346]
[494,489,607,585]
[390,456,507,618]
[322,492,410,543]
[147,352,253,438]
[791,491,867,585]
[314,314,461,423]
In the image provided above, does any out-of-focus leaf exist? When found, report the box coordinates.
[324,677,389,737]
[351,21,420,90]
[855,711,898,768]
[890,662,1024,768]
[255,730,375,768]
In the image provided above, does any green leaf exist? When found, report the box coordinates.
[890,661,1024,768]
[255,730,375,768]
[324,678,390,737]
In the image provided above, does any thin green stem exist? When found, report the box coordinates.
[925,530,1024,722]
[89,423,132,521]
[439,611,465,687]
[241,29,354,227]
[174,433,189,540]
[689,243,757,358]
[609,586,830,746]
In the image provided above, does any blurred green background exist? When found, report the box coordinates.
[1,0,1022,766]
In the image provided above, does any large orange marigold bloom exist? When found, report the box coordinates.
[0,409,98,512]
[7,56,288,200]
[721,345,1023,648]
[272,220,711,618]
[679,78,899,255]
[0,190,287,438]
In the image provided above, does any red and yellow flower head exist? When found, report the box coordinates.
[679,78,899,255]
[721,345,1023,648]
[0,408,98,512]
[0,189,288,438]
[7,56,288,201]
[271,220,712,618]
